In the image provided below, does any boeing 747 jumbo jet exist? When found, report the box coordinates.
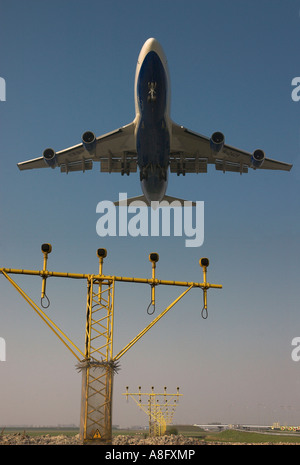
[18,38,292,205]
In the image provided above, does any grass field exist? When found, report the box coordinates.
[203,429,300,444]
[169,425,300,444]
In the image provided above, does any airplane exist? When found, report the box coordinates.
[17,38,292,206]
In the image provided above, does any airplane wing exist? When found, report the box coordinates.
[17,122,137,175]
[170,122,293,175]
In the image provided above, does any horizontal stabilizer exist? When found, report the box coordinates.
[114,194,196,208]
[162,195,196,206]
[114,195,149,206]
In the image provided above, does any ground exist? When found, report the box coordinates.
[1,431,300,445]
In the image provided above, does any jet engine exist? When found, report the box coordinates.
[43,148,57,167]
[82,131,96,152]
[210,132,224,153]
[251,149,265,168]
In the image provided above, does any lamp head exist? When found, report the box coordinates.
[149,252,159,263]
[41,243,52,254]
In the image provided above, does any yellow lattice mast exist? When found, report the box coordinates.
[123,386,182,436]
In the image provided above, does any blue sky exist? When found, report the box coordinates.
[0,0,300,428]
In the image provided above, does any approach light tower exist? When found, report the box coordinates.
[0,245,222,444]
[123,386,183,436]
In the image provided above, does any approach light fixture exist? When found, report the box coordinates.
[149,253,159,263]
[97,248,107,258]
[41,243,52,255]
[199,257,209,268]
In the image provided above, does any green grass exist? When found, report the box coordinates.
[166,425,300,444]
[166,424,206,438]
[201,429,300,444]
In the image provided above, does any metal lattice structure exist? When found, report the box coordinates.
[123,386,182,436]
[0,245,222,444]
[78,276,115,442]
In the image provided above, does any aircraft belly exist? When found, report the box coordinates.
[137,121,169,167]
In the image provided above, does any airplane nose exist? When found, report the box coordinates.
[144,37,159,48]
[140,38,167,64]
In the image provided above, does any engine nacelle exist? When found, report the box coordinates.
[43,148,57,167]
[251,149,265,168]
[82,131,96,152]
[210,131,225,153]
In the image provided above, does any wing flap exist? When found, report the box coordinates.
[215,159,248,174]
[100,156,137,173]
[169,156,207,174]
[60,159,93,173]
